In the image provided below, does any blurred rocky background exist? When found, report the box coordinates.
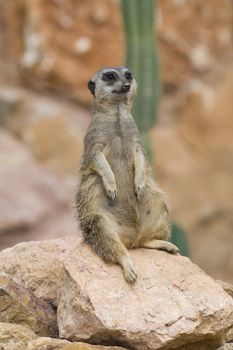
[0,0,233,284]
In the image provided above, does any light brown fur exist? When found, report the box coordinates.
[76,66,179,283]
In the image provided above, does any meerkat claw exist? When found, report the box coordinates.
[107,189,117,202]
[125,268,137,283]
[135,185,145,201]
[123,264,138,283]
[162,242,180,255]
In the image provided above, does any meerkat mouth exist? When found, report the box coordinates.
[112,89,130,94]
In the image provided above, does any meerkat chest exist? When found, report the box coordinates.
[100,113,137,164]
[105,137,132,161]
[106,124,135,159]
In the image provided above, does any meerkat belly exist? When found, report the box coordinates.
[106,136,135,201]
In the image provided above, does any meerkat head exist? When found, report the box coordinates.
[87,66,137,106]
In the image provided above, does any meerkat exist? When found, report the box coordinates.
[75,66,179,283]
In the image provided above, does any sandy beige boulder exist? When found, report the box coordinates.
[27,337,70,350]
[0,237,80,306]
[0,323,127,350]
[61,344,127,350]
[227,327,233,342]
[27,339,127,350]
[217,280,233,299]
[217,280,233,342]
[0,273,57,336]
[218,345,233,350]
[58,242,233,350]
[0,322,36,350]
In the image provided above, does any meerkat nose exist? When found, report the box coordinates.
[123,82,131,91]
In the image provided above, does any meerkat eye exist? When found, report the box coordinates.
[125,72,132,81]
[102,71,118,82]
[106,73,115,80]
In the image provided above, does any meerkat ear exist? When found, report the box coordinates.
[87,80,96,96]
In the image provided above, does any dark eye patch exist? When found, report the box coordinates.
[102,71,118,83]
[125,71,133,81]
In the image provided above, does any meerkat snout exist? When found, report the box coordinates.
[122,82,131,92]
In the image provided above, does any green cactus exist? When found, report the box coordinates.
[121,0,159,133]
[121,0,189,257]
[171,223,189,257]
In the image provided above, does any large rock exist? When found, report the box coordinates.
[0,323,127,350]
[218,280,233,299]
[0,273,57,336]
[218,345,233,350]
[61,344,127,350]
[27,338,127,350]
[0,322,36,350]
[27,339,127,350]
[27,337,70,350]
[217,280,233,342]
[0,236,80,306]
[57,242,233,350]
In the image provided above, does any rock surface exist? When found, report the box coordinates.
[0,236,80,306]
[27,337,70,350]
[0,273,57,336]
[218,345,233,350]
[217,280,233,299]
[27,338,127,350]
[58,242,233,350]
[0,237,232,349]
[217,280,233,342]
[0,322,36,350]
[61,344,127,350]
[0,322,128,350]
[228,329,233,342]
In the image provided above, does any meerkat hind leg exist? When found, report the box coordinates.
[85,214,138,283]
[136,181,180,255]
[108,241,138,283]
[141,239,180,255]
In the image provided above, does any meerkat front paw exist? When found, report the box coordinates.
[107,188,117,201]
[105,182,117,202]
[103,175,117,201]
[134,179,145,201]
